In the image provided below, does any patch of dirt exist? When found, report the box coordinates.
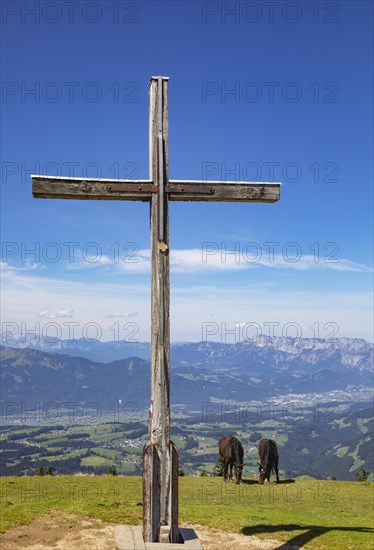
[0,513,301,549]
[186,524,301,550]
[0,513,115,550]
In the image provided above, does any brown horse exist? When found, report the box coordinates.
[219,435,244,484]
[258,438,279,484]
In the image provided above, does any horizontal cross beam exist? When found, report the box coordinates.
[32,175,280,203]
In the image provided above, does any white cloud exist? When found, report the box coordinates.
[0,261,40,275]
[106,311,138,318]
[66,254,114,270]
[192,247,372,273]
[171,248,246,272]
[259,254,372,272]
[65,249,151,273]
[62,248,372,274]
[39,308,74,319]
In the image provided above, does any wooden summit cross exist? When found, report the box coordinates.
[32,76,280,546]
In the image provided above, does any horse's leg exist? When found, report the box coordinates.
[223,459,229,481]
[275,460,280,483]
[229,462,233,480]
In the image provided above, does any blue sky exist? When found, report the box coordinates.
[1,0,373,343]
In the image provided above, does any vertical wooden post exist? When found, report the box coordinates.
[143,77,178,544]
[150,76,170,450]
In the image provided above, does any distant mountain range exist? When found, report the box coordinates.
[1,335,151,362]
[1,336,373,411]
[2,333,373,370]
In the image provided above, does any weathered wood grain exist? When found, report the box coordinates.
[150,77,170,449]
[168,181,280,202]
[170,442,179,544]
[32,176,280,203]
[143,442,161,543]
[32,177,154,201]
[144,77,178,544]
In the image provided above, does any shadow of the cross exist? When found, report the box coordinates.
[241,523,374,548]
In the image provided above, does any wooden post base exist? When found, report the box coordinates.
[115,525,203,549]
[143,441,179,543]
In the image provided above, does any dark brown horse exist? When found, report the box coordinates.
[219,435,244,484]
[258,438,279,484]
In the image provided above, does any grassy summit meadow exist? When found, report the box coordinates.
[0,476,373,549]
